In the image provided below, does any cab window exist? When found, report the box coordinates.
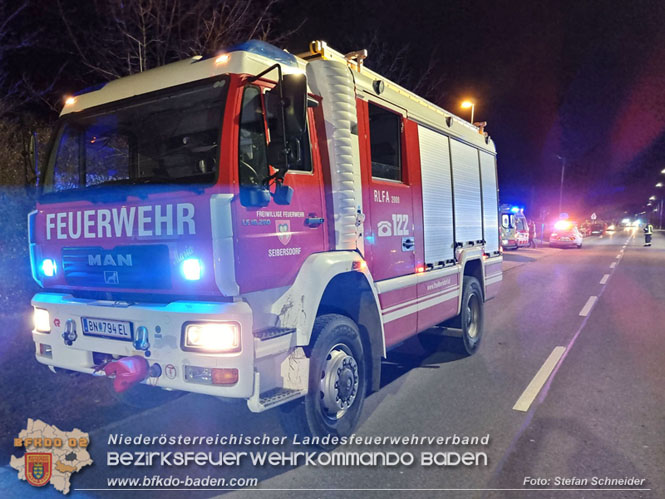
[368,102,402,181]
[501,214,510,229]
[238,86,269,189]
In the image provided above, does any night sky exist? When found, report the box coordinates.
[279,0,665,220]
[4,0,665,221]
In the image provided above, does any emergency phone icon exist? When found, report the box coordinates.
[377,221,392,237]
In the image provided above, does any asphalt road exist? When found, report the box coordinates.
[2,230,663,498]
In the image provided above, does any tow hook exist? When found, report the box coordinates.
[62,319,77,346]
[100,356,150,393]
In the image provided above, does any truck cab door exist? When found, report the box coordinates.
[232,84,328,294]
[358,100,415,280]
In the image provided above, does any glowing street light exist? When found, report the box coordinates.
[661,168,665,174]
[461,100,475,124]
[649,195,657,201]
[656,182,663,188]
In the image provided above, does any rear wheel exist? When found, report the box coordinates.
[279,314,367,449]
[457,277,484,355]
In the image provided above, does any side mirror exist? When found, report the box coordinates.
[273,183,293,205]
[266,73,307,171]
[270,73,307,138]
[239,185,271,207]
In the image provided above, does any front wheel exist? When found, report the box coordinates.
[279,314,367,449]
[457,277,484,355]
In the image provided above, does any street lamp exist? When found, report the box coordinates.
[554,154,566,216]
[461,100,475,123]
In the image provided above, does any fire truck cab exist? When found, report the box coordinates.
[28,40,502,442]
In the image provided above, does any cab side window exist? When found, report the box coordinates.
[238,86,269,189]
[368,102,402,181]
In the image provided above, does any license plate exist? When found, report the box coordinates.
[561,237,570,241]
[81,317,133,341]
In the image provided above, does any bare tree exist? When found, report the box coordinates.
[57,0,287,80]
[0,0,30,118]
[342,30,448,105]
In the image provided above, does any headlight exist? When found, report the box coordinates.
[33,308,51,333]
[183,322,240,353]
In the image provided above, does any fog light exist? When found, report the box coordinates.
[181,258,202,281]
[33,308,51,333]
[184,366,238,385]
[41,259,56,277]
[183,322,240,353]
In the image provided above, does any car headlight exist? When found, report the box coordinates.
[183,322,240,353]
[33,308,51,333]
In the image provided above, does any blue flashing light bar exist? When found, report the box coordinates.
[227,40,299,67]
[181,258,202,281]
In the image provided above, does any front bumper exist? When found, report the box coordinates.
[30,293,254,398]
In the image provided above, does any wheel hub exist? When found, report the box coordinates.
[320,345,359,419]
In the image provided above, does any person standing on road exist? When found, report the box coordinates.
[529,220,537,248]
[644,222,654,246]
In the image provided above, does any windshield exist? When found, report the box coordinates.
[42,77,228,194]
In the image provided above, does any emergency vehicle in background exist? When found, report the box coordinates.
[499,205,528,250]
[549,220,583,248]
[28,40,502,442]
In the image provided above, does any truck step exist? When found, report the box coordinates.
[254,327,296,341]
[259,387,303,409]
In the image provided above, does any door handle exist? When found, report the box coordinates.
[305,217,325,227]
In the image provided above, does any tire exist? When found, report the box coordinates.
[279,314,367,449]
[456,277,484,355]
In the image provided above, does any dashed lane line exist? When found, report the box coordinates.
[579,296,598,317]
[513,346,566,412]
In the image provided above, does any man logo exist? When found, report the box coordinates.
[88,254,133,266]
[104,271,119,284]
[276,220,291,245]
[377,221,392,237]
[25,453,52,487]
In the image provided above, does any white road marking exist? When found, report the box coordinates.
[616,254,622,259]
[579,296,598,316]
[600,274,610,285]
[610,262,617,268]
[513,346,566,412]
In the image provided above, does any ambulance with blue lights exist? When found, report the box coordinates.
[499,205,529,250]
[28,40,502,442]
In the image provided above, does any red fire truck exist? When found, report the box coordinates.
[28,40,502,441]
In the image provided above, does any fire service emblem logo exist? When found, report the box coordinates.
[25,453,52,487]
[276,220,291,245]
